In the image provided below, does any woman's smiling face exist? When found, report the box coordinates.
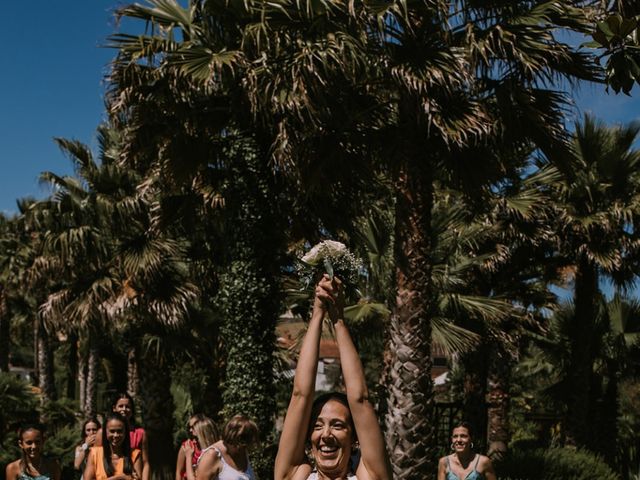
[113,397,133,420]
[451,426,472,453]
[310,399,354,476]
[105,419,126,450]
[19,429,44,460]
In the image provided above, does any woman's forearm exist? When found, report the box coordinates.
[74,447,87,470]
[292,307,323,397]
[184,459,196,480]
[334,320,368,401]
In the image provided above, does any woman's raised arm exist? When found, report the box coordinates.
[329,278,391,480]
[274,280,327,480]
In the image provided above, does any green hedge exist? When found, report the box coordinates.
[495,447,619,480]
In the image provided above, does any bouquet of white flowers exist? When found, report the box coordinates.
[297,240,363,293]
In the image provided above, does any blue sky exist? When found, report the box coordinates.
[1,2,640,215]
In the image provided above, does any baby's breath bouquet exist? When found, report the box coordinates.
[297,240,363,297]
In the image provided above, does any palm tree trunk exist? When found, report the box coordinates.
[486,342,510,458]
[591,358,618,466]
[139,344,176,480]
[127,346,140,400]
[461,346,488,450]
[566,254,598,447]
[66,332,78,400]
[0,290,9,372]
[384,155,436,479]
[36,318,57,403]
[78,342,87,411]
[84,332,100,416]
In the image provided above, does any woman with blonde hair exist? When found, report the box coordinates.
[196,415,258,480]
[180,416,220,480]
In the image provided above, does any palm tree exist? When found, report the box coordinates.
[35,124,201,477]
[106,1,605,476]
[0,214,16,372]
[543,114,640,448]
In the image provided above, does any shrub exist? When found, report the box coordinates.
[495,447,619,480]
[0,372,39,432]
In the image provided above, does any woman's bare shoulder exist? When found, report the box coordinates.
[477,455,494,470]
[5,460,20,478]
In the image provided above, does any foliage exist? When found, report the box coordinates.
[40,397,78,431]
[587,12,640,94]
[0,375,78,469]
[495,447,619,480]
[0,372,39,437]
[44,424,78,468]
[214,136,284,479]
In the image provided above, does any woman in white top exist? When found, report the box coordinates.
[275,275,392,480]
[196,415,258,480]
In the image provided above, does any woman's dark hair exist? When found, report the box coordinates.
[80,417,101,441]
[222,415,259,447]
[18,422,46,438]
[308,392,357,442]
[451,420,474,439]
[102,413,133,476]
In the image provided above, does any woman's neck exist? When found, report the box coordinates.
[111,445,124,457]
[454,451,475,466]
[24,456,43,474]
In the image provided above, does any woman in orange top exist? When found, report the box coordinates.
[84,413,142,480]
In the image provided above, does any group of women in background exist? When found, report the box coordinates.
[6,276,496,480]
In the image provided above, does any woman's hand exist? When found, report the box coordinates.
[313,274,345,323]
[183,442,195,458]
[86,433,97,447]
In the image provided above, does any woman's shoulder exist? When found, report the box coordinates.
[88,446,104,460]
[212,440,224,451]
[476,455,493,470]
[5,460,21,477]
[197,445,221,464]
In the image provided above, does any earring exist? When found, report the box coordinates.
[352,441,360,451]
[471,442,475,449]
[450,443,455,451]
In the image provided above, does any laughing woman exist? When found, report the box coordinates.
[437,422,496,480]
[84,413,142,480]
[275,275,391,480]
[5,424,61,480]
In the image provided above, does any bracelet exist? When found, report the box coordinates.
[82,443,89,451]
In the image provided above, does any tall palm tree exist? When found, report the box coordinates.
[106,1,604,476]
[544,114,640,448]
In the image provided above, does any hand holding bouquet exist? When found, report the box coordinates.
[297,240,362,305]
